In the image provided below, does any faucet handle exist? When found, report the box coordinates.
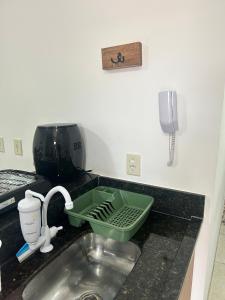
[57,226,63,231]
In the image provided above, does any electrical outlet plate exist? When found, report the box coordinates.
[0,137,5,153]
[127,154,141,176]
[14,139,23,156]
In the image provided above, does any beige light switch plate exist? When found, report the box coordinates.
[0,137,5,153]
[127,154,141,176]
[14,139,23,156]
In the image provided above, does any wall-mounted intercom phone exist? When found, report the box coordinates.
[159,91,178,166]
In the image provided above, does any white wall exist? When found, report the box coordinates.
[202,90,225,300]
[0,1,225,299]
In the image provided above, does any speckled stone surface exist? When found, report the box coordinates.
[99,176,204,219]
[0,174,204,300]
[118,215,200,300]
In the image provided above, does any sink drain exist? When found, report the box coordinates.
[79,291,102,300]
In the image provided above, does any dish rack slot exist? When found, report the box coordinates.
[86,200,115,221]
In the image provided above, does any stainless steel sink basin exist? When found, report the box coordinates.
[22,233,141,300]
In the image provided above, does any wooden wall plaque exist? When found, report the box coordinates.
[101,42,142,70]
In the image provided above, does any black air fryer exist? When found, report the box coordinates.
[33,123,85,182]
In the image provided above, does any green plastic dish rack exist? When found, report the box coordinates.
[65,186,154,241]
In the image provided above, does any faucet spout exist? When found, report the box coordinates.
[42,186,73,229]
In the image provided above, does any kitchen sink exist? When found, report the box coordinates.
[22,233,141,300]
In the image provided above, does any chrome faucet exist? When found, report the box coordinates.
[16,186,73,262]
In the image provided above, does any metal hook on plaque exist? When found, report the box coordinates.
[111,52,125,64]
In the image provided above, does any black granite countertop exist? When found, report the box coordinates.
[0,174,204,300]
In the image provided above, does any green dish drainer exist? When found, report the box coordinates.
[65,186,154,241]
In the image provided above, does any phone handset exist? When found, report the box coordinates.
[158,91,178,166]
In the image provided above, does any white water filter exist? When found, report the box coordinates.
[18,192,42,245]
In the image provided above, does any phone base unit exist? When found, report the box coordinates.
[158,91,178,166]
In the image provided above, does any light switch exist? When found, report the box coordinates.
[127,154,141,176]
[0,137,5,153]
[14,139,23,156]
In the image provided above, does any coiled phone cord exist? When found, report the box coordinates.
[167,132,176,166]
